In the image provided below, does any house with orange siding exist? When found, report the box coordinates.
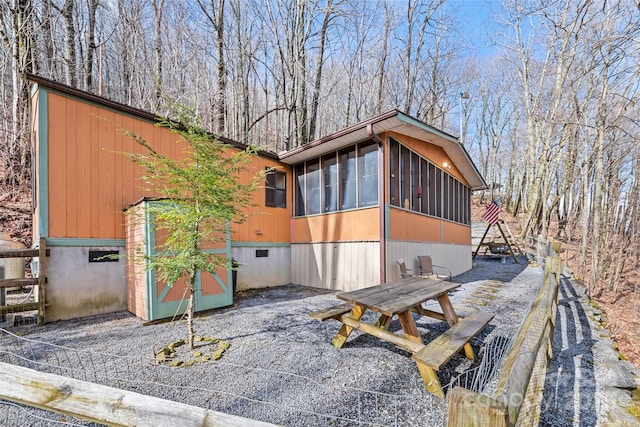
[28,75,486,322]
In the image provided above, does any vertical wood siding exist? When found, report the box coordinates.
[230,160,291,243]
[291,207,380,243]
[125,203,147,318]
[45,92,289,243]
[291,242,380,291]
[388,207,443,242]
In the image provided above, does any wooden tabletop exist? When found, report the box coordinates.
[336,277,460,317]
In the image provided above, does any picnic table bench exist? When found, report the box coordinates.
[309,276,494,398]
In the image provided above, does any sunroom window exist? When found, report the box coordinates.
[293,141,379,216]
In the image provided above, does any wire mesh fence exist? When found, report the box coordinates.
[0,323,516,427]
[0,400,103,427]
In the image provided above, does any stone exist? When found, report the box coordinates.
[600,361,638,390]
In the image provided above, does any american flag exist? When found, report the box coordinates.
[482,199,500,226]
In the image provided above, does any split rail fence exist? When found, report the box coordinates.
[0,237,48,324]
[447,245,562,426]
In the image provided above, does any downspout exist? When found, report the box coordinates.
[368,124,386,283]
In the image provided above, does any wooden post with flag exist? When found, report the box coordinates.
[473,199,519,264]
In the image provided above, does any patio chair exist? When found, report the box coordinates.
[417,255,452,281]
[396,258,417,279]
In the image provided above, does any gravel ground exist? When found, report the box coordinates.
[2,254,638,426]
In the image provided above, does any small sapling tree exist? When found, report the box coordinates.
[124,106,264,349]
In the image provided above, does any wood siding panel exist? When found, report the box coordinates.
[46,92,285,244]
[125,204,147,318]
[388,207,442,242]
[230,158,290,243]
[291,207,379,243]
[443,221,471,245]
[291,242,380,290]
[76,103,92,236]
[48,94,68,237]
[65,100,78,237]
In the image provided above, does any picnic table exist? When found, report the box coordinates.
[310,276,493,398]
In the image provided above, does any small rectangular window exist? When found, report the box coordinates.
[265,168,287,208]
[256,249,269,257]
[89,250,119,263]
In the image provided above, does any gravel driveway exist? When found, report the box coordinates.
[1,255,638,426]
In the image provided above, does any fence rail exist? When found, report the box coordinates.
[0,361,277,427]
[0,237,48,324]
[447,252,562,427]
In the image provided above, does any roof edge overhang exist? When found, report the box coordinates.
[278,110,487,191]
[25,73,280,161]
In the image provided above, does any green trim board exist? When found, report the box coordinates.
[38,87,49,239]
[46,238,126,247]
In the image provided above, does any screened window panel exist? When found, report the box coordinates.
[339,147,357,210]
[322,153,338,212]
[421,158,428,214]
[435,169,442,217]
[358,142,379,207]
[306,159,320,215]
[294,164,305,216]
[389,138,399,207]
[400,145,411,209]
[411,152,420,211]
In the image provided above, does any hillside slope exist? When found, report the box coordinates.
[472,198,640,371]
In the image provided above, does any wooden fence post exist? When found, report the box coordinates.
[38,237,47,324]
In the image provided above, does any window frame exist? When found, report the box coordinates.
[265,168,287,209]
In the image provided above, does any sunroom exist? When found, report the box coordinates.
[279,110,486,292]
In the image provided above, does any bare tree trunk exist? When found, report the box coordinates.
[152,0,164,107]
[186,270,196,350]
[375,2,392,115]
[215,0,226,134]
[308,0,332,142]
[294,0,308,146]
[2,0,34,196]
[62,0,76,86]
[83,0,98,91]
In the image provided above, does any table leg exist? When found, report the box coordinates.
[397,312,423,345]
[438,294,476,360]
[375,314,392,330]
[332,304,365,348]
[437,293,458,327]
[415,362,445,399]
